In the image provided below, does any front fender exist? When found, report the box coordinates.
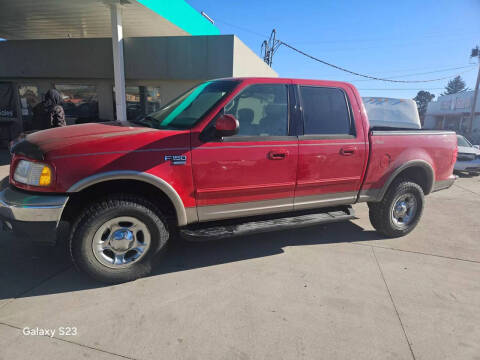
[67,170,196,226]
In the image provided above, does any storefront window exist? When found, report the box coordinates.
[445,116,461,131]
[18,85,42,130]
[0,81,19,142]
[459,116,472,136]
[433,116,443,130]
[125,86,162,120]
[55,84,98,124]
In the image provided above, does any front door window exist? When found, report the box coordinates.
[224,84,289,137]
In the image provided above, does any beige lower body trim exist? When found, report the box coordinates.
[357,188,381,203]
[185,207,199,224]
[196,192,358,222]
[197,198,293,222]
[294,192,357,210]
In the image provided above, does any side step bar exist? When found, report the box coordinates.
[180,206,356,241]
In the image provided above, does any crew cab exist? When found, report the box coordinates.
[1,78,457,283]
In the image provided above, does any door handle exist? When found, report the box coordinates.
[340,146,356,156]
[268,150,288,160]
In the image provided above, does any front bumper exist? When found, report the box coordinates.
[454,159,480,173]
[0,177,69,244]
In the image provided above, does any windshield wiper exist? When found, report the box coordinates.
[128,116,155,127]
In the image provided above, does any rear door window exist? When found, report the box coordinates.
[300,86,352,135]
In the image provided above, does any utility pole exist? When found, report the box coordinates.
[469,46,480,133]
[261,29,282,67]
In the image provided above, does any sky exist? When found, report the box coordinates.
[188,0,480,100]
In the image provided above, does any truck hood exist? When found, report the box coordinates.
[11,122,186,160]
[458,146,480,155]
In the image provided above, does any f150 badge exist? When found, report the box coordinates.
[164,155,187,165]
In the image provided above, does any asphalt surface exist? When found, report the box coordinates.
[1,154,479,360]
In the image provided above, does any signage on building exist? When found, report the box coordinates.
[440,99,452,110]
[454,95,472,110]
[0,82,17,121]
[439,94,473,112]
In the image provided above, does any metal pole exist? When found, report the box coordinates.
[110,3,127,122]
[469,57,480,134]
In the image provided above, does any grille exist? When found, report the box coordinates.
[457,153,476,161]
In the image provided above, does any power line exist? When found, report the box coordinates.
[278,40,473,83]
[285,34,480,53]
[214,19,267,39]
[217,21,477,83]
[216,19,479,47]
[349,68,476,85]
[217,22,474,84]
[361,63,477,75]
[350,65,476,82]
[290,31,480,45]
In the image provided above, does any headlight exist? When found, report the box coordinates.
[457,153,475,161]
[13,160,53,187]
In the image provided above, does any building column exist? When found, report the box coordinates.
[110,3,127,122]
[97,81,115,121]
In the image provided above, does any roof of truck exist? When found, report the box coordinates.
[215,77,355,88]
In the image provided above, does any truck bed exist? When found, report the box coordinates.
[357,129,457,203]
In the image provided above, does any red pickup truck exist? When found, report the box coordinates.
[1,78,456,283]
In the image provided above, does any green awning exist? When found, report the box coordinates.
[137,0,219,36]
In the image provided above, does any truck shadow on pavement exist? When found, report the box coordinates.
[0,221,384,301]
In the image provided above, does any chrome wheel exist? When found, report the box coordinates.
[92,216,151,269]
[391,194,417,229]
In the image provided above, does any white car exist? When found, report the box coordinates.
[455,135,480,175]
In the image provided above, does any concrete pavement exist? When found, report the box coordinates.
[0,159,479,360]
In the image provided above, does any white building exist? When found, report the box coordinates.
[424,90,480,143]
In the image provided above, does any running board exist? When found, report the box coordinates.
[180,206,355,241]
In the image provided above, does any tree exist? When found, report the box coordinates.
[442,75,467,95]
[413,90,435,125]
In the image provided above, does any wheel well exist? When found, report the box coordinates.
[391,165,433,195]
[61,179,177,225]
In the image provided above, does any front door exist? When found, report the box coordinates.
[191,83,298,221]
[295,84,367,210]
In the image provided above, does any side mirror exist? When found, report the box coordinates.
[473,145,480,150]
[215,114,239,137]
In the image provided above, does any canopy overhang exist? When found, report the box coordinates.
[0,0,219,122]
[0,0,219,121]
[0,0,219,40]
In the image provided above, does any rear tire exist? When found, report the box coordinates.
[70,195,169,284]
[368,180,424,238]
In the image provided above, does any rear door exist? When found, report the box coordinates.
[191,82,299,221]
[294,83,367,210]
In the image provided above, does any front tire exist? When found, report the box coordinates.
[70,195,169,284]
[368,180,424,238]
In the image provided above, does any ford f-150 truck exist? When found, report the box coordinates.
[1,78,457,283]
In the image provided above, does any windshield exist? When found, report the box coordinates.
[457,135,472,147]
[133,80,238,130]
